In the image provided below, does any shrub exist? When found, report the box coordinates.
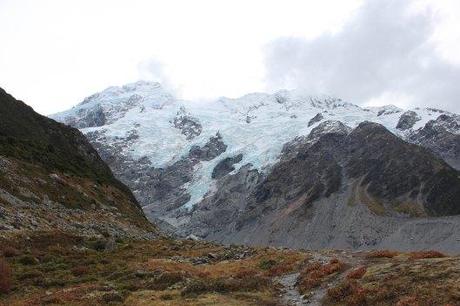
[102,291,123,303]
[346,266,367,280]
[18,255,39,265]
[160,293,173,300]
[365,250,398,258]
[71,266,89,276]
[146,271,185,290]
[408,251,445,260]
[396,296,420,306]
[0,258,12,294]
[181,275,269,297]
[298,258,345,293]
[17,270,43,281]
[181,279,208,297]
[87,239,106,251]
[327,280,367,305]
[258,259,277,270]
[3,247,20,258]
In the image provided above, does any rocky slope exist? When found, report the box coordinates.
[0,87,155,238]
[52,82,460,251]
[188,121,460,251]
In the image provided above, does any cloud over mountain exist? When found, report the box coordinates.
[265,0,460,112]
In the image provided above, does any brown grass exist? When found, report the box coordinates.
[0,258,12,294]
[1,231,459,306]
[408,251,445,260]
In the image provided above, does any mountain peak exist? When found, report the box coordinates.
[79,80,171,106]
[52,81,175,128]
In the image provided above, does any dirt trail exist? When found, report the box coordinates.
[277,251,363,305]
[277,272,304,306]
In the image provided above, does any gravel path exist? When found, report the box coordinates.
[277,272,305,306]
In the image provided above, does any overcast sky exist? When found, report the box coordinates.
[0,0,459,115]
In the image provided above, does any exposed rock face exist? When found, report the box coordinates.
[409,114,460,170]
[188,133,227,161]
[252,121,460,219]
[71,104,106,128]
[280,121,351,161]
[86,130,228,222]
[173,107,202,140]
[185,164,262,238]
[212,154,243,179]
[308,113,324,127]
[396,110,421,130]
[182,122,460,251]
[0,88,155,237]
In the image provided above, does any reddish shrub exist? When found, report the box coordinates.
[0,258,12,294]
[396,296,420,306]
[327,280,367,305]
[365,250,398,258]
[298,258,345,292]
[71,265,89,276]
[346,266,367,280]
[408,251,445,260]
[233,267,258,279]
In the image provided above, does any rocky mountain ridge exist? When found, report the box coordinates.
[52,81,460,251]
[0,87,155,238]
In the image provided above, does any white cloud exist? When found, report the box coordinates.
[264,0,460,112]
[0,0,459,114]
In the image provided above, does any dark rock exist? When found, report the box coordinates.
[188,133,227,161]
[184,121,460,249]
[308,113,324,127]
[75,104,106,128]
[104,236,117,252]
[409,114,460,170]
[396,110,421,130]
[173,107,202,140]
[207,252,218,259]
[212,154,243,179]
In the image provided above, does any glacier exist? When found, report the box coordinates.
[51,81,459,211]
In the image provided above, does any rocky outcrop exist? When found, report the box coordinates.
[71,104,106,128]
[188,133,227,161]
[409,114,460,170]
[308,113,324,127]
[212,154,243,179]
[173,107,202,140]
[396,110,421,130]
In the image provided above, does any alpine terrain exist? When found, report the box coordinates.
[52,81,460,252]
[1,87,460,306]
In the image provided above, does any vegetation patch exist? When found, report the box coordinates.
[0,258,12,294]
[408,250,445,260]
[298,258,346,294]
[365,250,399,259]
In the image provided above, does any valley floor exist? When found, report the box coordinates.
[0,231,459,305]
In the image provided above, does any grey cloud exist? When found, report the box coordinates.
[265,0,460,112]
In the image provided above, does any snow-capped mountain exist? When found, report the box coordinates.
[52,81,460,251]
